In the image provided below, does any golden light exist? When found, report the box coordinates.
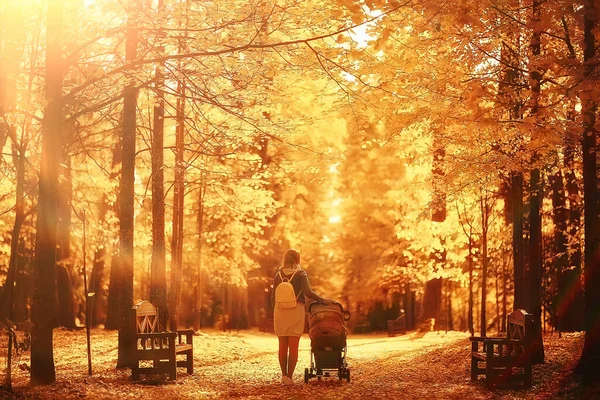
[329,215,341,224]
[348,8,383,48]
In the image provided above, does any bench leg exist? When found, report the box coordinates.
[470,357,478,382]
[485,365,494,388]
[524,364,532,387]
[169,341,177,380]
[132,361,140,381]
[168,360,177,381]
[485,345,495,388]
[187,349,194,375]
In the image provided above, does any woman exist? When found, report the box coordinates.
[272,248,330,385]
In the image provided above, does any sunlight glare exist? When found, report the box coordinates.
[329,215,341,224]
[349,8,383,48]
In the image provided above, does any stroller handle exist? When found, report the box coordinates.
[309,300,351,321]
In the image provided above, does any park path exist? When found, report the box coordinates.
[183,330,473,399]
[3,329,589,399]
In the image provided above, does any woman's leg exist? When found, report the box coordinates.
[287,336,301,378]
[278,336,289,377]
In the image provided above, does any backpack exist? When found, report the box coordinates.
[275,269,302,309]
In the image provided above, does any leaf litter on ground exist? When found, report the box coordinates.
[0,328,597,399]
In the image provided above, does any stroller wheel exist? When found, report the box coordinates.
[304,368,309,383]
[338,368,343,381]
[346,368,351,383]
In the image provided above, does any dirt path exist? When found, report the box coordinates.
[191,330,471,399]
[1,329,597,399]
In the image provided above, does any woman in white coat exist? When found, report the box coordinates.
[272,249,330,385]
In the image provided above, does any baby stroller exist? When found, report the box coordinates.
[304,301,351,383]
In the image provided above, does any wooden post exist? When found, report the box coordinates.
[83,210,92,376]
[7,331,12,392]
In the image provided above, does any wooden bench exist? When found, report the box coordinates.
[387,314,406,337]
[470,309,533,388]
[131,300,194,381]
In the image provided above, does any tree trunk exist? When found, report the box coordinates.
[31,0,64,385]
[564,142,584,331]
[511,172,525,309]
[168,74,186,331]
[13,228,32,323]
[425,130,446,331]
[565,140,582,270]
[194,177,205,330]
[56,157,76,329]
[150,0,167,328]
[0,2,24,336]
[105,252,120,330]
[90,247,106,326]
[495,261,500,333]
[528,167,544,365]
[480,195,489,337]
[422,278,442,329]
[404,284,415,330]
[56,157,76,330]
[56,265,76,329]
[551,167,570,332]
[0,139,26,321]
[576,0,600,381]
[499,17,526,314]
[468,237,474,336]
[92,144,121,327]
[502,252,508,333]
[116,1,139,368]
[526,0,545,364]
[446,279,453,331]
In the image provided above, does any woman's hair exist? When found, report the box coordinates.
[281,248,301,269]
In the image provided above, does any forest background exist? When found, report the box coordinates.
[1,0,600,386]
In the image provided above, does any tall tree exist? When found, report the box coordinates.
[562,140,584,331]
[550,164,569,332]
[576,0,600,382]
[91,146,121,327]
[31,0,64,385]
[56,158,76,329]
[457,202,477,336]
[0,0,25,322]
[423,129,446,330]
[562,6,584,334]
[116,0,139,369]
[511,174,525,310]
[167,13,188,330]
[528,0,545,364]
[168,65,186,331]
[480,193,491,337]
[150,0,167,328]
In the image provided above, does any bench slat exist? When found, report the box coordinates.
[175,344,193,353]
